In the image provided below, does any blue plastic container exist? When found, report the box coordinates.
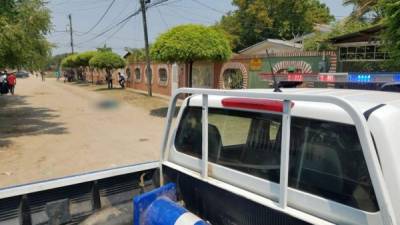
[133,183,207,225]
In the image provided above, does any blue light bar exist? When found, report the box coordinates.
[394,74,400,81]
[348,74,372,82]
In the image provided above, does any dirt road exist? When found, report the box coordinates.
[0,77,166,188]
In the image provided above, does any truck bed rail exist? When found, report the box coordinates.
[161,88,396,225]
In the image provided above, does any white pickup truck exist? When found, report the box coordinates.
[0,88,399,225]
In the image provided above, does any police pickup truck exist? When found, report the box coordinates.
[0,88,399,225]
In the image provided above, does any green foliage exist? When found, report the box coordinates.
[303,32,335,51]
[0,0,52,70]
[89,51,125,70]
[151,24,232,63]
[76,51,97,67]
[379,0,400,70]
[125,48,146,64]
[216,0,334,51]
[96,45,112,52]
[61,54,78,68]
[343,0,380,21]
[213,12,242,49]
[303,20,371,51]
[223,69,244,89]
[48,53,69,70]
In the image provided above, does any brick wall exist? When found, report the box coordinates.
[127,62,172,96]
[79,50,338,95]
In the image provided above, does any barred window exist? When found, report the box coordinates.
[135,68,141,81]
[158,68,168,85]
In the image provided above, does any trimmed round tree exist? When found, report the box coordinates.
[89,51,125,88]
[76,51,97,82]
[61,54,78,69]
[61,54,79,81]
[151,24,232,87]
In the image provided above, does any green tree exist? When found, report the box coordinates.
[379,0,400,70]
[151,24,232,87]
[89,51,125,89]
[49,53,69,69]
[304,20,370,51]
[76,51,97,82]
[61,54,79,81]
[96,44,112,52]
[343,0,380,21]
[0,0,52,70]
[213,12,242,49]
[125,48,146,64]
[61,54,78,69]
[76,51,97,67]
[216,0,334,51]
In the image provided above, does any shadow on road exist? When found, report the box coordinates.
[73,82,90,87]
[149,106,180,118]
[0,140,12,149]
[94,87,126,92]
[0,95,67,149]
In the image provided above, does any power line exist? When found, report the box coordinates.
[162,5,215,23]
[50,0,109,7]
[104,16,132,43]
[76,0,168,46]
[190,0,226,14]
[77,0,117,36]
[76,11,140,46]
[152,0,183,8]
[156,7,169,29]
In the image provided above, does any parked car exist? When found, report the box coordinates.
[15,71,29,78]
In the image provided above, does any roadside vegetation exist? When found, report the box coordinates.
[60,49,125,83]
[214,0,334,51]
[43,0,400,89]
[0,0,52,71]
[151,24,232,87]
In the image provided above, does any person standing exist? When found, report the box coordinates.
[56,70,61,81]
[6,72,16,95]
[0,71,8,95]
[106,71,113,89]
[40,71,45,81]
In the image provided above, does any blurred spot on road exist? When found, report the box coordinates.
[97,99,119,109]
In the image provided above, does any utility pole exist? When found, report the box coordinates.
[266,48,281,92]
[140,0,152,97]
[68,14,74,54]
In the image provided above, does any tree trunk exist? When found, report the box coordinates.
[146,65,152,97]
[188,61,193,88]
[106,68,112,89]
[91,68,94,84]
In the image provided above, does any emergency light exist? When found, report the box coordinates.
[348,74,372,82]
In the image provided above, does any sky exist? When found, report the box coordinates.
[47,0,353,56]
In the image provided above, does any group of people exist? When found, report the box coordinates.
[106,72,126,89]
[0,71,16,95]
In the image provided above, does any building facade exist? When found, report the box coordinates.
[330,25,389,72]
[121,50,337,96]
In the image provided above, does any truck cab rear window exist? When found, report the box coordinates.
[174,106,378,212]
[175,106,282,183]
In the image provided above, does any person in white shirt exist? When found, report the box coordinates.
[118,72,126,89]
[0,71,8,95]
[0,72,6,82]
